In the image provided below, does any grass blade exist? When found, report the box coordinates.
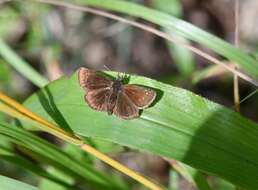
[152,0,195,77]
[0,144,72,188]
[0,122,128,190]
[0,39,48,88]
[0,175,38,190]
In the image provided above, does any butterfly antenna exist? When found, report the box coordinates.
[103,65,111,71]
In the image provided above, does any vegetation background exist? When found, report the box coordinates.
[0,0,257,190]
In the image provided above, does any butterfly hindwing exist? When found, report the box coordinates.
[85,88,111,111]
[113,92,139,119]
[123,84,156,108]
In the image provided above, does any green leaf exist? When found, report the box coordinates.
[69,0,258,79]
[0,175,38,190]
[22,71,258,189]
[165,34,195,78]
[152,0,182,17]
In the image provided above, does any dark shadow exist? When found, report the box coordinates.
[0,146,74,189]
[14,119,23,128]
[36,87,74,134]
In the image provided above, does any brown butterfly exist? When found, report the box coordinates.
[78,67,156,120]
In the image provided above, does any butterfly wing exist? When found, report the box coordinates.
[85,88,112,111]
[123,84,156,108]
[78,67,112,90]
[78,67,113,111]
[113,92,139,119]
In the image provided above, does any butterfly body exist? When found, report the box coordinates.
[107,79,123,115]
[78,68,156,120]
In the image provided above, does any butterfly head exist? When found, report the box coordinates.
[117,72,126,82]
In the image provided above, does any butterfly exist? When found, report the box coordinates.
[78,67,156,120]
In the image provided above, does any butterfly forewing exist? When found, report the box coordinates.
[113,92,139,119]
[79,68,112,112]
[123,84,156,108]
[78,68,112,90]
